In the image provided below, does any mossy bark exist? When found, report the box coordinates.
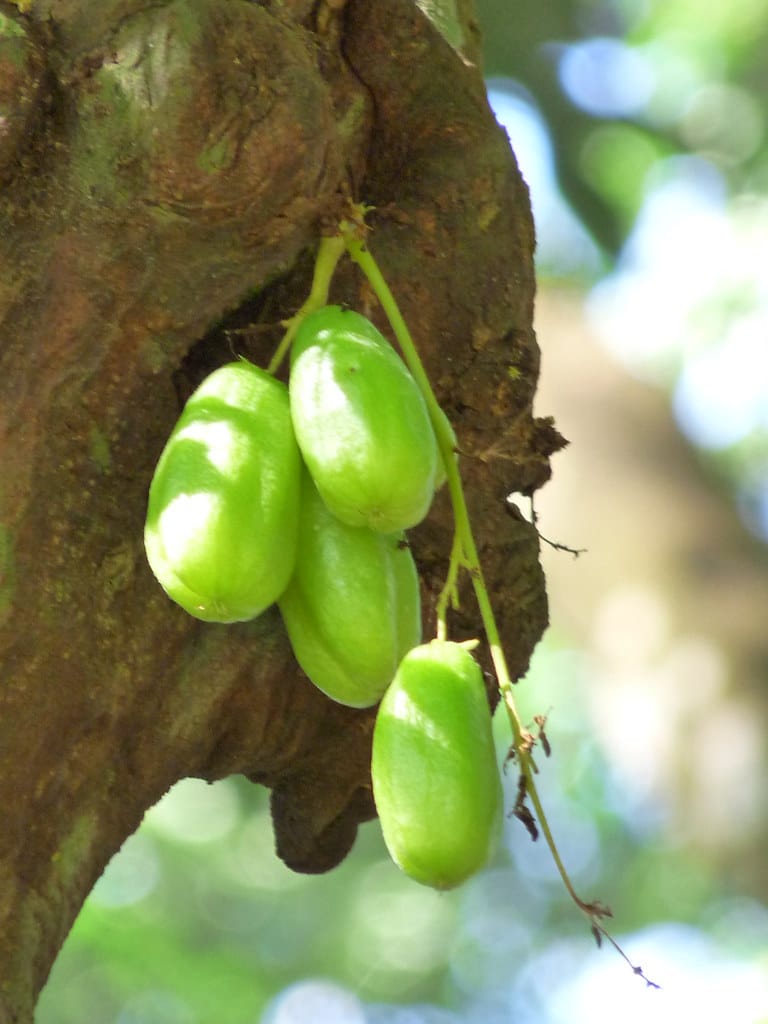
[0,0,562,1017]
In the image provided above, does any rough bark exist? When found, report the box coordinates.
[0,0,560,1017]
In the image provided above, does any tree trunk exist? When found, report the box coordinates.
[0,1,559,1017]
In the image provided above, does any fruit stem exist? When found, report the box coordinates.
[267,235,346,375]
[435,530,463,640]
[341,214,594,925]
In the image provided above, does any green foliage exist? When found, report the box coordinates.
[477,0,768,255]
[40,635,767,1020]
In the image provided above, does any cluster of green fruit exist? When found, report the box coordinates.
[145,305,501,889]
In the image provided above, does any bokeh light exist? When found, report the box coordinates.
[486,81,603,278]
[145,777,242,844]
[558,37,654,118]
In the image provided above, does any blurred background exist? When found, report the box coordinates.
[38,0,768,1020]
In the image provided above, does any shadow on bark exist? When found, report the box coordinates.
[0,0,563,1016]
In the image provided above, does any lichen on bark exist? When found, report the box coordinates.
[0,0,562,1017]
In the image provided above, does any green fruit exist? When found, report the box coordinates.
[144,361,301,622]
[278,472,422,708]
[372,640,502,889]
[289,306,439,533]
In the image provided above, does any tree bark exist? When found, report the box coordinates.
[0,1,559,1017]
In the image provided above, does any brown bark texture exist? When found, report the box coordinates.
[0,0,561,1018]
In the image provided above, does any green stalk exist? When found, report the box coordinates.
[267,235,346,375]
[435,529,463,640]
